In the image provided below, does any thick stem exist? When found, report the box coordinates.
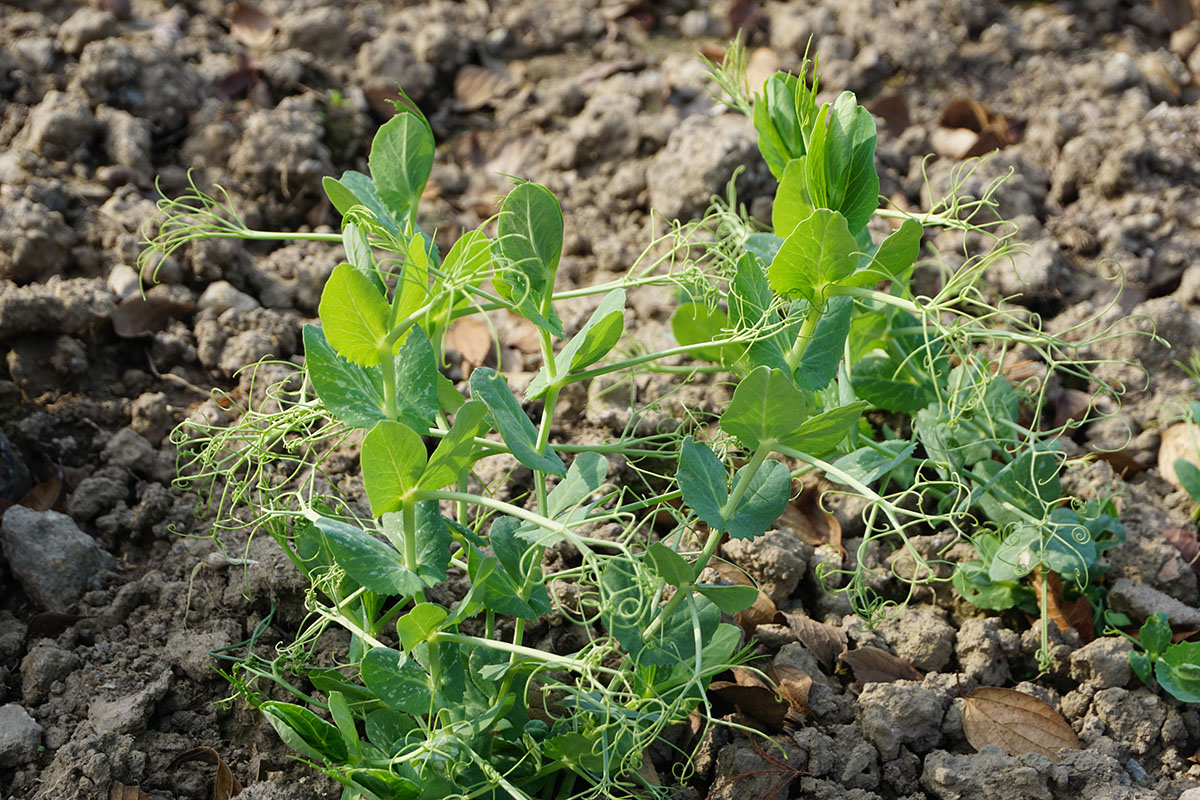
[380,343,397,419]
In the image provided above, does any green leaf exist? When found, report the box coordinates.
[528,289,626,399]
[421,401,488,490]
[730,253,789,372]
[436,373,465,414]
[753,71,816,179]
[767,209,861,304]
[827,91,879,232]
[469,368,566,476]
[778,401,868,455]
[262,701,349,764]
[772,157,815,239]
[390,326,440,433]
[342,222,385,291]
[544,733,604,773]
[488,516,530,582]
[743,233,783,266]
[380,501,452,588]
[670,303,739,365]
[1175,459,1200,503]
[849,218,922,287]
[319,263,391,367]
[678,436,728,530]
[795,295,852,392]
[1156,642,1200,703]
[828,441,915,487]
[325,172,400,235]
[304,325,386,429]
[952,562,1022,611]
[726,459,791,540]
[361,421,427,515]
[393,234,431,326]
[695,583,760,614]
[646,542,694,587]
[346,769,421,800]
[720,366,808,450]
[987,526,1042,583]
[1129,651,1153,688]
[369,112,435,226]
[326,691,362,764]
[314,516,421,597]
[852,354,934,414]
[1042,510,1097,584]
[493,182,564,335]
[547,451,608,519]
[643,593,720,667]
[361,647,432,715]
[396,603,449,650]
[1139,613,1173,659]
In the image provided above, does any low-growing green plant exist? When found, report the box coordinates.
[147,48,1156,800]
[1109,612,1200,703]
[1171,353,1200,518]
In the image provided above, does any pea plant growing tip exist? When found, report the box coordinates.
[148,49,1152,800]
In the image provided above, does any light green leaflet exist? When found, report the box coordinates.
[362,421,426,514]
[721,366,866,454]
[421,401,488,491]
[527,289,627,399]
[319,263,391,366]
[368,112,434,227]
[767,209,860,305]
[493,182,564,335]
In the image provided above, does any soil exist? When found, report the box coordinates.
[2,1,1200,799]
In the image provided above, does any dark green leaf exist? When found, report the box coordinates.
[828,441,915,487]
[326,691,362,764]
[849,218,922,287]
[361,421,427,515]
[987,526,1042,583]
[547,452,608,519]
[1129,651,1153,688]
[778,401,868,455]
[380,501,452,589]
[1156,642,1200,703]
[421,401,488,490]
[851,354,933,414]
[261,701,349,763]
[528,290,626,399]
[720,366,808,450]
[953,562,1022,611]
[315,516,421,597]
[391,326,440,433]
[469,368,565,476]
[695,584,759,614]
[795,295,852,392]
[361,647,432,715]
[646,542,694,587]
[493,182,563,335]
[678,436,728,529]
[369,112,435,226]
[726,459,791,540]
[1175,459,1200,503]
[730,253,789,372]
[743,233,783,266]
[304,325,386,429]
[346,769,421,800]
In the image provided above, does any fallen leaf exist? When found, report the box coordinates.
[737,589,778,637]
[229,2,276,48]
[1030,569,1095,643]
[575,59,643,84]
[1190,743,1200,765]
[445,317,493,376]
[934,97,1021,160]
[1163,527,1200,574]
[838,646,922,684]
[1159,422,1200,488]
[727,0,761,35]
[961,687,1079,760]
[109,782,151,800]
[769,663,813,724]
[169,746,244,800]
[364,87,405,119]
[454,65,517,111]
[112,295,193,338]
[1091,448,1149,478]
[867,92,911,137]
[18,470,62,511]
[778,483,841,550]
[24,612,87,646]
[1154,0,1195,31]
[502,311,541,355]
[777,611,846,673]
[709,667,788,731]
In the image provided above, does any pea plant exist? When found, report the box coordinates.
[149,51,1148,799]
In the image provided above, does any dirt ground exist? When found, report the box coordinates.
[3,1,1200,798]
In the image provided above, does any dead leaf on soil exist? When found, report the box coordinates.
[109,782,151,800]
[932,97,1022,160]
[1159,422,1200,488]
[1030,568,1095,643]
[445,317,493,377]
[455,65,517,111]
[709,666,788,731]
[1190,743,1200,765]
[768,663,813,724]
[777,611,846,673]
[961,687,1080,761]
[169,746,244,800]
[1164,527,1200,574]
[1090,448,1149,478]
[706,561,775,637]
[24,612,87,647]
[868,91,911,137]
[112,295,193,338]
[18,470,62,512]
[229,2,276,48]
[778,483,842,551]
[1154,0,1195,31]
[838,646,922,684]
[727,0,762,35]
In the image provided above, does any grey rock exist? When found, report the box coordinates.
[646,113,769,222]
[96,105,151,168]
[0,430,32,502]
[129,392,173,443]
[921,748,1053,800]
[19,91,98,161]
[1089,687,1168,758]
[0,193,77,284]
[67,465,127,522]
[1069,637,1133,689]
[0,278,114,337]
[1108,577,1200,628]
[956,617,1019,684]
[88,668,172,735]
[355,30,435,102]
[710,737,804,800]
[877,606,956,672]
[857,680,948,759]
[101,428,156,475]
[57,7,118,56]
[721,529,811,604]
[1,507,113,612]
[197,280,259,314]
[0,704,42,767]
[73,38,201,132]
[21,645,80,706]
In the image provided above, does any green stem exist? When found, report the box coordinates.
[784,304,823,372]
[569,340,741,384]
[432,632,607,674]
[380,343,397,419]
[402,500,418,571]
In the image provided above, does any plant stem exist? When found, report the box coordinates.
[402,500,418,572]
[784,303,823,371]
[380,343,397,419]
[432,632,606,674]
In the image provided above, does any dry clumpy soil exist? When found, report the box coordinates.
[2,1,1200,799]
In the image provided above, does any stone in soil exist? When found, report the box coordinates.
[0,506,113,612]
[0,703,43,767]
[1107,577,1200,628]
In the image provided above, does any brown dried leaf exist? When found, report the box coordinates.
[779,483,841,550]
[454,65,517,111]
[1154,0,1195,31]
[445,317,493,376]
[1164,527,1200,574]
[229,2,276,48]
[1090,448,1149,478]
[737,590,778,637]
[1030,569,1095,643]
[109,782,152,800]
[727,0,761,35]
[1190,743,1200,765]
[1159,422,1200,488]
[169,746,244,800]
[769,663,813,723]
[19,471,62,512]
[867,92,911,137]
[962,687,1080,760]
[939,98,991,132]
[777,611,846,673]
[838,646,922,684]
[24,612,87,646]
[709,667,787,731]
[112,295,192,338]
